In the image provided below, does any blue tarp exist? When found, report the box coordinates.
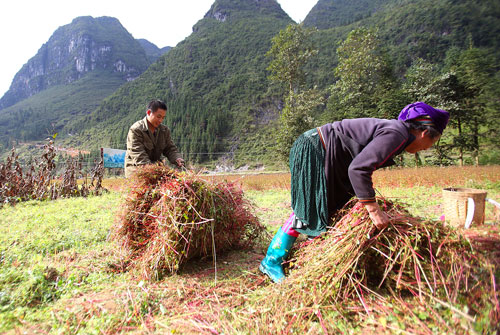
[103,148,126,168]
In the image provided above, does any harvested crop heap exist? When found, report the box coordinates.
[230,199,500,334]
[114,165,265,280]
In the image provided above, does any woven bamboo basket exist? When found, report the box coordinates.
[442,187,487,228]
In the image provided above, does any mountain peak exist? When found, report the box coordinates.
[304,0,391,29]
[71,16,120,24]
[137,39,172,63]
[204,0,289,22]
[0,16,149,110]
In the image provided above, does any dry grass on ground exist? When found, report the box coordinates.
[11,165,496,334]
[198,165,500,190]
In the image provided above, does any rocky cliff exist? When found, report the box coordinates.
[0,16,149,110]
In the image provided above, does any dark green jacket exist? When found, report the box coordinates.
[125,117,182,177]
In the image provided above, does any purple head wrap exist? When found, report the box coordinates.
[398,102,450,134]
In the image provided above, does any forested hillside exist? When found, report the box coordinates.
[63,0,293,166]
[1,0,499,168]
[137,39,172,63]
[304,0,500,165]
[305,0,500,86]
[303,0,393,29]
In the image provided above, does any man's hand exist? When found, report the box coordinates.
[176,158,185,167]
[364,202,390,230]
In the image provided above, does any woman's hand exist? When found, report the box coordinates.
[176,158,185,167]
[364,202,390,230]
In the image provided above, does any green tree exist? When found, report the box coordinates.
[435,46,499,166]
[266,24,323,162]
[266,24,318,93]
[402,58,453,166]
[430,71,471,166]
[276,89,324,161]
[326,28,399,120]
[455,47,499,165]
[403,58,439,103]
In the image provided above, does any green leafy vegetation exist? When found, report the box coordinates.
[304,0,394,29]
[0,192,124,331]
[326,27,400,120]
[266,24,324,161]
[136,39,172,63]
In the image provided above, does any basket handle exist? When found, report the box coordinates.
[464,197,475,229]
[487,198,500,224]
[486,198,500,210]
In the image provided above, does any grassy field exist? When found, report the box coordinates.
[0,166,499,334]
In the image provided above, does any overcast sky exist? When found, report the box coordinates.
[0,0,317,98]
